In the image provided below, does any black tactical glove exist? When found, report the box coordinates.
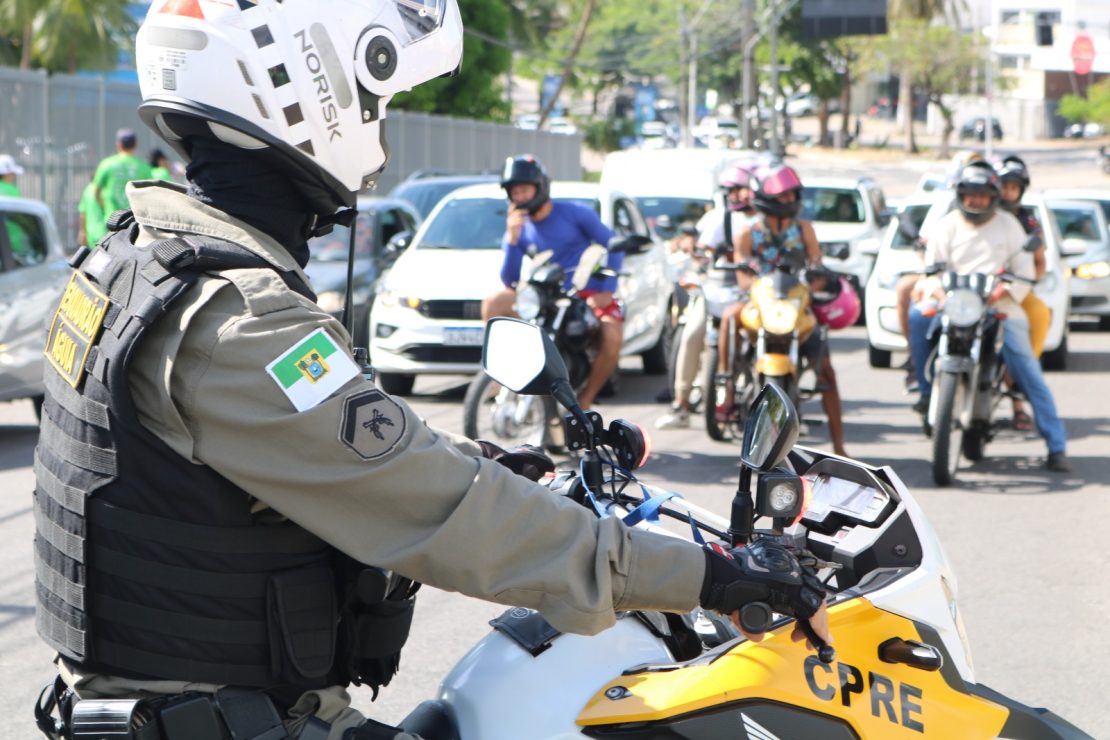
[699,539,825,621]
[477,440,556,482]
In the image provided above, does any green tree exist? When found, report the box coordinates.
[1059,78,1110,128]
[0,0,136,73]
[887,0,968,153]
[392,0,512,121]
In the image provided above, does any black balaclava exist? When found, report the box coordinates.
[185,137,317,267]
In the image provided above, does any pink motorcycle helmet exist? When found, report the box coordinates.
[811,276,860,329]
[718,165,755,212]
[753,164,804,218]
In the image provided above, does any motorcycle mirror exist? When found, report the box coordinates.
[482,318,589,441]
[741,384,800,472]
[571,245,608,292]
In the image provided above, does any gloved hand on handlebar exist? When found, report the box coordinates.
[699,540,830,646]
[477,440,555,482]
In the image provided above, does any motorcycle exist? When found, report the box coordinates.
[462,236,652,450]
[916,244,1040,486]
[707,253,826,441]
[397,318,1091,739]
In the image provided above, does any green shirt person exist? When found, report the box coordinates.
[0,153,23,197]
[78,181,107,248]
[0,154,30,259]
[149,147,174,182]
[93,129,153,217]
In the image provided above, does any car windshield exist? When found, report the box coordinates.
[417,196,599,250]
[1049,203,1104,243]
[635,197,712,233]
[307,211,375,261]
[391,180,485,220]
[803,187,866,223]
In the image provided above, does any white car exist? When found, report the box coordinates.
[1041,189,1110,330]
[802,176,891,302]
[368,182,675,395]
[865,191,1070,370]
[0,196,72,413]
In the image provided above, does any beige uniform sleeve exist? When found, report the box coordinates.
[130,270,704,636]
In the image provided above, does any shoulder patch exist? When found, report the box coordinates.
[266,327,360,412]
[339,389,407,460]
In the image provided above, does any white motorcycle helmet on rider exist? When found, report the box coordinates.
[135,0,463,216]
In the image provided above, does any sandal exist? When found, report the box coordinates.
[1012,409,1033,432]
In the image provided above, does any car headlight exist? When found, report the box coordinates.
[821,241,851,260]
[514,286,542,320]
[377,290,422,310]
[1075,261,1110,280]
[943,289,982,327]
[316,290,344,315]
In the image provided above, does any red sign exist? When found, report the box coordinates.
[1071,34,1096,75]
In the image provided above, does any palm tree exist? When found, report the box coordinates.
[0,0,136,74]
[888,0,966,153]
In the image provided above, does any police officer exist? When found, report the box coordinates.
[32,2,829,738]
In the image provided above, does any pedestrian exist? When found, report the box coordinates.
[0,153,24,197]
[76,178,106,249]
[32,2,830,738]
[149,147,173,181]
[92,128,152,219]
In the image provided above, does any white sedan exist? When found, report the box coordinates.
[368,182,675,395]
[1041,188,1110,330]
[865,190,1070,370]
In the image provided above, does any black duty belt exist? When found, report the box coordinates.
[35,677,330,740]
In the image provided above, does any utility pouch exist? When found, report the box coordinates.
[344,595,416,691]
[70,699,160,739]
[267,567,338,683]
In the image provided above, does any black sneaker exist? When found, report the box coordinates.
[1046,452,1071,473]
[912,395,930,415]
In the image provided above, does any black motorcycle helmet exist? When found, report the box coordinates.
[955,161,1001,225]
[995,155,1030,212]
[501,155,551,215]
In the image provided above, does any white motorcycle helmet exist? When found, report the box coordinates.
[135,0,463,215]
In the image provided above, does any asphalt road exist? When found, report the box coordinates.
[1,148,1108,738]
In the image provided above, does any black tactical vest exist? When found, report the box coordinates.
[34,215,414,693]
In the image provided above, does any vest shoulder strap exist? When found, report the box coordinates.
[221,267,311,317]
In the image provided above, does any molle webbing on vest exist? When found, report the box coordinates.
[34,223,338,688]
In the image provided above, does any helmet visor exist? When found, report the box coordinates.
[394,0,447,42]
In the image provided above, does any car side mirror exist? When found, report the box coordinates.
[897,217,920,243]
[385,231,413,257]
[608,234,653,255]
[741,384,800,472]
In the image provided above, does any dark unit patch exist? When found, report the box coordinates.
[339,389,406,460]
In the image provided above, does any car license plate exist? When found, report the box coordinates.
[443,327,485,346]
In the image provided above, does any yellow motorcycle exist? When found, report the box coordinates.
[397,320,1091,740]
[708,256,823,440]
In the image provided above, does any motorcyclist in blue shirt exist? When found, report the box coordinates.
[482,155,623,409]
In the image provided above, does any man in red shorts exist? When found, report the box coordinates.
[482,155,622,409]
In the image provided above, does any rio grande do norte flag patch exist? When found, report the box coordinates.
[266,328,359,412]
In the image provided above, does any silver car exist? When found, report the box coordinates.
[1042,189,1110,330]
[0,196,71,414]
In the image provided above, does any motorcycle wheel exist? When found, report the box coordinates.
[931,371,965,486]
[462,372,556,449]
[703,347,728,441]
